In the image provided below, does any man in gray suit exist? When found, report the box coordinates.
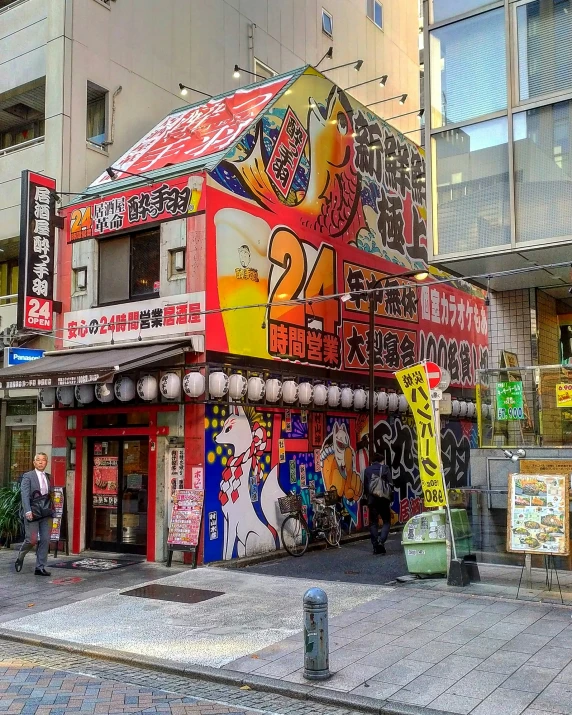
[15,453,53,576]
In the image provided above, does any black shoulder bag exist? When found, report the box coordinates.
[30,489,54,520]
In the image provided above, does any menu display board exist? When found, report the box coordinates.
[93,456,118,508]
[50,486,64,541]
[507,473,569,555]
[167,489,204,548]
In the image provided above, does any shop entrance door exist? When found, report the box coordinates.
[87,438,149,555]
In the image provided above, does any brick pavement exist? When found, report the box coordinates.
[0,641,359,715]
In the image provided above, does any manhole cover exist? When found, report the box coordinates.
[122,584,224,604]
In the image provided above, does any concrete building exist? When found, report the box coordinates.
[423,0,572,565]
[0,0,421,485]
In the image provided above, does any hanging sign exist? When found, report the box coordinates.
[497,381,524,420]
[507,473,569,555]
[92,456,118,508]
[395,362,447,507]
[556,383,572,408]
[18,171,57,332]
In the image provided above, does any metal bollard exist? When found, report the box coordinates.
[303,587,330,680]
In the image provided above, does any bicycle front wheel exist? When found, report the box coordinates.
[325,513,342,547]
[281,514,309,557]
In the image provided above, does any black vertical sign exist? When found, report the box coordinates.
[18,170,57,332]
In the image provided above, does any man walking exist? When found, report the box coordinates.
[15,453,53,575]
[363,452,393,555]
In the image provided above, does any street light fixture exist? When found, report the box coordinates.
[178,83,212,98]
[345,75,388,91]
[233,64,265,80]
[367,93,408,108]
[322,59,364,73]
[316,46,333,68]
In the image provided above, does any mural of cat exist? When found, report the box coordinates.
[320,421,363,502]
[216,405,286,560]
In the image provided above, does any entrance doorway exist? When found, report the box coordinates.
[87,438,149,554]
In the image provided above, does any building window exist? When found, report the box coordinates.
[86,82,108,146]
[73,267,87,292]
[322,8,333,37]
[0,79,46,151]
[517,0,572,102]
[514,99,572,244]
[367,0,383,28]
[254,59,277,80]
[429,8,506,129]
[169,248,186,278]
[432,117,511,255]
[98,229,160,305]
[431,0,495,23]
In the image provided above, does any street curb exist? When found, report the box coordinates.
[0,629,447,715]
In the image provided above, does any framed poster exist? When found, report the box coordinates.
[167,489,204,548]
[500,350,532,429]
[507,473,569,555]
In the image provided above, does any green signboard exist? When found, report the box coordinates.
[497,381,524,420]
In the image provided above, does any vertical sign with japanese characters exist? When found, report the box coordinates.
[18,171,56,332]
[395,363,447,508]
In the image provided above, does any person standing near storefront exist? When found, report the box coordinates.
[14,453,53,576]
[363,453,393,555]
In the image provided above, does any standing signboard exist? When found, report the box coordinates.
[496,381,525,420]
[507,474,569,555]
[18,171,57,332]
[166,489,204,567]
[48,486,69,558]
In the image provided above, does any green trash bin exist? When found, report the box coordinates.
[402,509,473,576]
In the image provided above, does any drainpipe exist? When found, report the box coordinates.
[102,85,122,148]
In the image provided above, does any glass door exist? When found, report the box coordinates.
[88,438,148,554]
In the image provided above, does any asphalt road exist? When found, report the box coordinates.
[245,530,420,585]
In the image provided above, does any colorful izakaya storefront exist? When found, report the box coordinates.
[0,67,487,562]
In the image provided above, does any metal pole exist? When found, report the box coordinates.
[303,587,330,680]
[433,396,457,561]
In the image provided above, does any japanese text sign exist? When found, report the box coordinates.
[167,489,204,548]
[267,107,308,197]
[556,383,572,408]
[18,171,56,332]
[497,381,524,420]
[395,363,447,507]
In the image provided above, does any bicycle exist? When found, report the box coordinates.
[279,487,342,557]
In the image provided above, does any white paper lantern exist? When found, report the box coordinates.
[398,394,409,413]
[247,376,265,401]
[298,382,313,405]
[229,374,247,401]
[39,387,56,407]
[388,393,399,412]
[377,391,389,412]
[160,372,181,400]
[282,380,298,404]
[459,400,468,417]
[183,372,205,398]
[75,384,94,405]
[328,385,341,408]
[354,389,367,411]
[340,387,354,409]
[95,382,114,403]
[137,375,158,401]
[467,401,476,418]
[451,399,461,417]
[114,375,136,402]
[265,378,282,403]
[56,386,75,406]
[313,384,328,406]
[209,371,229,398]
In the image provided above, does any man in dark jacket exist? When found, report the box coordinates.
[14,453,53,575]
[363,453,393,555]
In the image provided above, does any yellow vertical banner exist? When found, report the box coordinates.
[395,363,447,507]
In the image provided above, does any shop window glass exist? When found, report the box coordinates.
[517,0,572,101]
[429,9,506,128]
[432,0,496,22]
[98,228,160,305]
[432,117,511,255]
[514,100,572,243]
[7,427,34,486]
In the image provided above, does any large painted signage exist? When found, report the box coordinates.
[18,171,57,332]
[63,292,205,346]
[90,76,292,186]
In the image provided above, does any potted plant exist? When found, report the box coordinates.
[0,483,22,548]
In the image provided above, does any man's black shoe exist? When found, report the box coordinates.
[377,544,386,554]
[34,568,51,576]
[14,558,23,573]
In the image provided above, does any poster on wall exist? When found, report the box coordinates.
[50,486,65,542]
[507,473,569,555]
[167,489,204,547]
[167,448,185,501]
[496,381,525,420]
[556,383,572,408]
[93,456,118,508]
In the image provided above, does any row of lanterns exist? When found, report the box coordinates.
[38,371,477,419]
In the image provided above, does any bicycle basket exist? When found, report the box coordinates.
[278,493,302,515]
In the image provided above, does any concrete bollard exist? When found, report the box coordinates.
[303,587,330,680]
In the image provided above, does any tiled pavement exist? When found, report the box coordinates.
[226,588,572,714]
[0,641,357,715]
